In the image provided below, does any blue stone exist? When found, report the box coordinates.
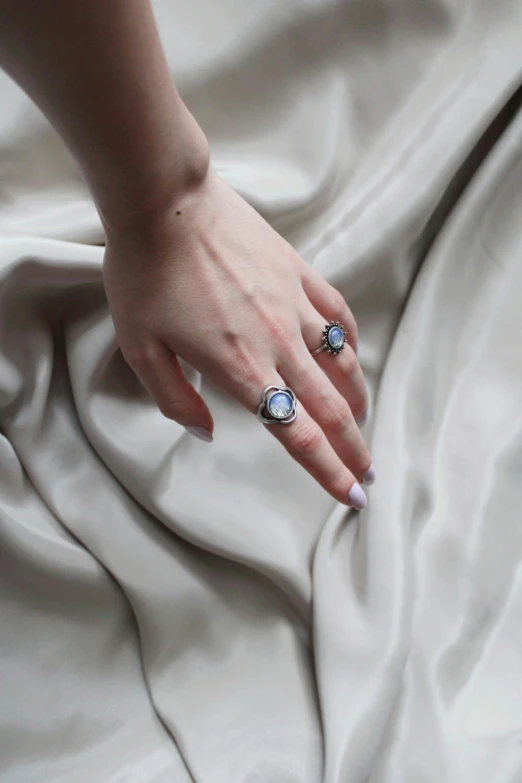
[267,391,293,419]
[327,326,344,350]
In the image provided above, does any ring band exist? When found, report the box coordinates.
[257,385,297,424]
[310,321,346,356]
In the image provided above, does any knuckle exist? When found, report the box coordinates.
[288,422,323,457]
[268,319,296,352]
[322,396,351,431]
[158,396,191,421]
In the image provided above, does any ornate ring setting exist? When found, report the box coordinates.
[310,321,346,356]
[257,386,297,425]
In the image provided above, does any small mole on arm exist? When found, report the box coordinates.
[176,210,181,215]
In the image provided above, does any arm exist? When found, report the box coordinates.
[0,0,373,508]
[0,0,209,234]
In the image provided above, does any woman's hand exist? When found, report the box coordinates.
[103,167,373,508]
[0,0,372,507]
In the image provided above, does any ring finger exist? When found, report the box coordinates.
[301,309,368,424]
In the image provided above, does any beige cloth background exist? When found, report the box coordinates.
[2,1,522,781]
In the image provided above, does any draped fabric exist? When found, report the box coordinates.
[2,2,522,781]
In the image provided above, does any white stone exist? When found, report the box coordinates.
[328,326,344,349]
[267,391,293,419]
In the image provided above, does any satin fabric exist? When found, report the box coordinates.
[1,1,522,781]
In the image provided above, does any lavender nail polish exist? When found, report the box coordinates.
[185,426,213,443]
[348,483,367,510]
[362,464,376,486]
[356,411,368,428]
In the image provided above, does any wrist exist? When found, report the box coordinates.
[98,109,211,245]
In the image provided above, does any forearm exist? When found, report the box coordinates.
[0,0,209,233]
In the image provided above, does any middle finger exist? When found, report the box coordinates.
[279,348,374,485]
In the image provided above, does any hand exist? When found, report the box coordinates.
[103,167,373,508]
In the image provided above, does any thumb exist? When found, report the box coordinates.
[125,342,214,442]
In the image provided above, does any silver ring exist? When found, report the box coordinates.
[310,320,346,356]
[257,385,297,425]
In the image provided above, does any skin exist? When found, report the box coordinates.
[0,0,372,506]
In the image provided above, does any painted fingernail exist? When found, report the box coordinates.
[362,464,376,486]
[348,483,367,510]
[184,426,213,443]
[356,411,368,428]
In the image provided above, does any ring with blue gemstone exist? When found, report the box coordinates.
[257,385,297,425]
[310,320,347,356]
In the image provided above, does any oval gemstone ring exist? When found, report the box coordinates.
[310,321,346,356]
[257,385,297,425]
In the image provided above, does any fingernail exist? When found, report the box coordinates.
[356,411,368,428]
[184,426,213,443]
[362,464,376,486]
[348,483,367,510]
